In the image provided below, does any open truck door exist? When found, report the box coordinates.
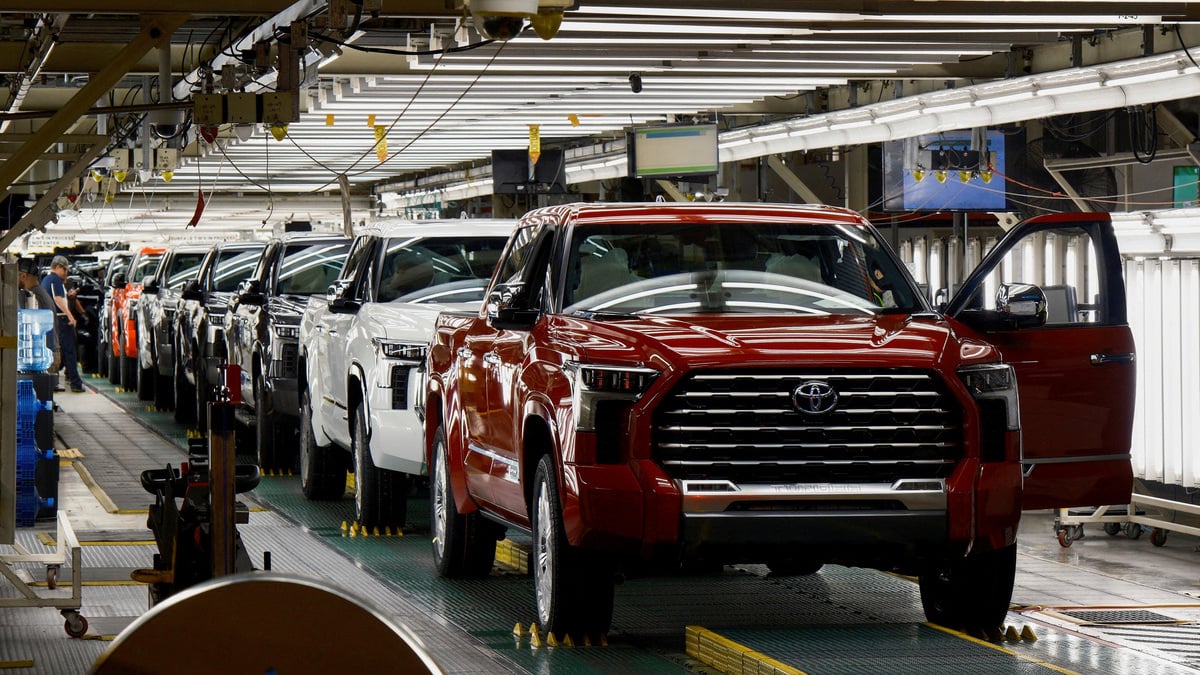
[946,212,1135,510]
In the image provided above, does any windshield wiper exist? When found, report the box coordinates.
[569,309,640,320]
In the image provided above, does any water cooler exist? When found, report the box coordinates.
[16,309,58,525]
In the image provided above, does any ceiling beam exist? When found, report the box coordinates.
[0,1,293,13]
[0,13,190,203]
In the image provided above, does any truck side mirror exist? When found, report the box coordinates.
[142,275,159,294]
[327,279,359,313]
[111,272,127,289]
[487,284,538,330]
[996,283,1047,329]
[238,279,267,306]
[181,279,204,301]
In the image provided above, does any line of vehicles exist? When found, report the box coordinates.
[85,204,1136,642]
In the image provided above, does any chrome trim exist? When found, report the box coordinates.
[1022,453,1132,465]
[658,441,956,450]
[693,373,931,381]
[664,458,953,467]
[678,478,947,514]
[466,443,519,483]
[658,424,955,433]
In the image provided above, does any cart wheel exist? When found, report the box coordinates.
[63,612,88,638]
[46,566,57,590]
[1103,523,1121,536]
[1150,528,1169,547]
[1056,528,1074,548]
[1071,524,1085,541]
[1122,522,1143,539]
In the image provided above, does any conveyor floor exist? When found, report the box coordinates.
[3,373,1199,674]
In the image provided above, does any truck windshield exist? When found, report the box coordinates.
[278,242,351,295]
[129,253,163,285]
[378,236,508,303]
[563,221,920,315]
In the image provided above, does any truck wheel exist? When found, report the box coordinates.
[97,339,108,377]
[136,361,155,400]
[107,343,120,384]
[154,371,174,411]
[352,404,409,530]
[120,352,137,392]
[173,355,196,426]
[919,543,1016,630]
[533,454,614,640]
[194,355,209,431]
[255,380,282,471]
[430,425,499,578]
[299,388,346,500]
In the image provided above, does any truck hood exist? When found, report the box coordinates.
[554,313,969,370]
[372,301,479,341]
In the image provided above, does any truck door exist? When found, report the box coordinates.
[947,213,1135,510]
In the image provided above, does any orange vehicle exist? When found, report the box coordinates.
[108,245,166,390]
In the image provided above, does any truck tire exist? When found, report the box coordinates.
[107,343,120,384]
[299,387,347,500]
[352,405,409,530]
[194,353,209,431]
[532,454,614,640]
[430,425,499,578]
[120,352,137,392]
[154,372,173,411]
[136,361,155,401]
[173,353,196,426]
[919,543,1016,630]
[255,379,285,471]
[96,338,108,377]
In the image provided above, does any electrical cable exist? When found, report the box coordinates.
[312,32,497,56]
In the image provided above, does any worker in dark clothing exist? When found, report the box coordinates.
[17,257,61,372]
[41,255,85,392]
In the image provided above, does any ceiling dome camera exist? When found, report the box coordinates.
[469,0,534,41]
[472,13,526,41]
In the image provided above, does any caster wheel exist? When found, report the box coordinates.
[1150,528,1169,547]
[46,566,57,590]
[1056,528,1073,548]
[64,613,88,638]
[1103,523,1121,536]
[1122,522,1143,539]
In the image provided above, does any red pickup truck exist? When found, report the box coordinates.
[423,203,1134,639]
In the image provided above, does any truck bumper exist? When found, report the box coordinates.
[366,370,425,476]
[268,375,299,419]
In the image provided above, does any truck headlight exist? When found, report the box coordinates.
[272,324,300,340]
[957,363,1019,431]
[373,338,427,363]
[563,361,658,431]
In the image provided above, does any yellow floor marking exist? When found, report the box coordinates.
[58,448,85,459]
[924,622,1079,674]
[0,660,35,669]
[686,625,806,675]
[72,462,121,513]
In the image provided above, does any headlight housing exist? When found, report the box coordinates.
[272,323,300,340]
[373,338,427,362]
[957,363,1019,431]
[563,361,658,431]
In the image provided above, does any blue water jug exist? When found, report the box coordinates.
[17,308,54,372]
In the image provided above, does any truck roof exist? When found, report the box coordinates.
[356,218,517,239]
[270,231,352,244]
[526,202,870,227]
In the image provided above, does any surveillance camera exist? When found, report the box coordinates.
[472,13,525,40]
[629,73,643,93]
[469,0,534,40]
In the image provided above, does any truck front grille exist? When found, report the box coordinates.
[391,366,410,409]
[652,368,962,484]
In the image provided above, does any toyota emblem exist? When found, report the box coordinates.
[792,381,838,415]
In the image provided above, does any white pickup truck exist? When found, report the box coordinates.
[298,218,514,529]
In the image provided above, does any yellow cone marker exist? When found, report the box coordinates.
[561,634,575,648]
[341,521,348,532]
[599,635,608,647]
[1004,626,1019,642]
[1021,625,1038,642]
[530,629,542,648]
[547,632,559,647]
[513,623,524,638]
[584,635,592,647]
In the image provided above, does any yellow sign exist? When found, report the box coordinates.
[374,125,388,162]
[528,124,541,165]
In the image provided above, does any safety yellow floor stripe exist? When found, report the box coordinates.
[685,625,806,675]
[923,622,1079,675]
[0,660,35,669]
[71,461,121,514]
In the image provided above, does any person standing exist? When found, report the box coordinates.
[42,255,85,392]
[17,257,61,373]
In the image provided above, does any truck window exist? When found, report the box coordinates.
[278,242,351,295]
[377,236,508,303]
[212,249,262,292]
[165,253,205,290]
[563,221,920,315]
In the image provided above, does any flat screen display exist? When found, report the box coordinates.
[491,148,568,195]
[629,124,719,178]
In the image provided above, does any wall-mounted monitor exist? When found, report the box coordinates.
[628,124,719,179]
[881,129,1015,212]
[491,148,568,195]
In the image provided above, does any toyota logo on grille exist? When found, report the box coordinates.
[792,381,838,415]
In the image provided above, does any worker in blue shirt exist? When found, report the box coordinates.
[42,255,85,393]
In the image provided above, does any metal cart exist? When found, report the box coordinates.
[1054,491,1200,548]
[0,509,88,636]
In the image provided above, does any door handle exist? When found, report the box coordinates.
[1090,352,1135,366]
[483,352,502,365]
